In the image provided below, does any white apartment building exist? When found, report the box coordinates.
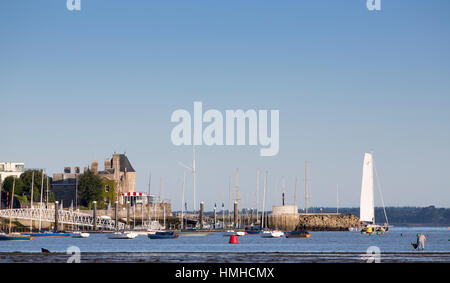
[0,162,25,183]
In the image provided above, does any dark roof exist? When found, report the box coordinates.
[119,154,135,173]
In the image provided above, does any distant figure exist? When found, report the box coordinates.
[412,233,426,251]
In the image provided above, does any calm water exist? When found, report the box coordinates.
[0,227,448,254]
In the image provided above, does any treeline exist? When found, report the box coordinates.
[315,206,450,226]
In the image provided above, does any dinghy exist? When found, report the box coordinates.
[148,231,179,239]
[108,231,138,239]
[260,229,284,238]
[72,231,90,238]
[286,230,311,238]
[0,232,33,241]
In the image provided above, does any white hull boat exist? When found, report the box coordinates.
[72,231,90,238]
[223,230,236,236]
[261,230,284,238]
[108,232,138,239]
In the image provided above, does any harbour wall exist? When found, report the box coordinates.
[266,213,360,231]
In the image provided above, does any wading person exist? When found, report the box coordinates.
[413,233,427,251]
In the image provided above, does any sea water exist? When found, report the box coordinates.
[0,227,448,262]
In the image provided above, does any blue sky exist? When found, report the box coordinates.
[1,0,449,210]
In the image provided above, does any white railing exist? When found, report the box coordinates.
[0,208,124,230]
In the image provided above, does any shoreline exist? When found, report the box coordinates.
[1,251,449,263]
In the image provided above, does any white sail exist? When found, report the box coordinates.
[360,153,374,223]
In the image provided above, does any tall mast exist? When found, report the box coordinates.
[181,171,186,230]
[261,171,267,229]
[193,145,196,212]
[235,168,239,228]
[228,176,231,225]
[305,161,308,214]
[8,178,16,234]
[235,168,239,205]
[147,172,152,227]
[30,171,34,232]
[256,169,259,223]
[294,176,297,208]
[336,184,339,214]
[30,171,34,209]
[39,170,44,230]
[158,177,162,203]
[282,176,285,206]
[46,175,49,208]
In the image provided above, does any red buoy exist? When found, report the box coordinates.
[229,235,239,244]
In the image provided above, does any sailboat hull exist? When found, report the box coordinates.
[0,234,33,241]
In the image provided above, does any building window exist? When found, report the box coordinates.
[105,185,110,192]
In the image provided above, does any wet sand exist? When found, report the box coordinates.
[1,251,449,263]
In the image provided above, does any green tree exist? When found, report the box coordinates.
[78,170,103,208]
[19,170,48,202]
[2,176,24,196]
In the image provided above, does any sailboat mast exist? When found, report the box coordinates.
[30,171,34,232]
[261,171,267,229]
[193,145,196,212]
[30,172,34,209]
[147,172,152,227]
[294,177,297,208]
[305,161,308,214]
[158,177,162,203]
[336,184,339,214]
[228,176,231,226]
[46,176,49,208]
[8,178,16,234]
[39,170,44,231]
[235,168,239,229]
[235,169,239,206]
[181,171,186,230]
[256,169,259,224]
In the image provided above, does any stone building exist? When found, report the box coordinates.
[96,153,136,195]
[52,166,81,208]
[52,153,136,207]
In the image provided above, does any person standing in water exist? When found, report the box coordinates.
[416,233,427,251]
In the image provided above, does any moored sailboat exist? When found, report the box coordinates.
[353,152,389,234]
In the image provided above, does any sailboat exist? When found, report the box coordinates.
[353,152,389,234]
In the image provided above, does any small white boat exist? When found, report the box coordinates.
[223,230,236,236]
[235,231,247,236]
[108,232,138,239]
[261,230,284,238]
[348,226,362,232]
[178,231,212,237]
[72,231,90,238]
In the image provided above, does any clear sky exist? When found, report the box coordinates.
[1,0,449,210]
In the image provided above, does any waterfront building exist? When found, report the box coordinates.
[97,153,136,195]
[52,153,137,206]
[0,162,25,183]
